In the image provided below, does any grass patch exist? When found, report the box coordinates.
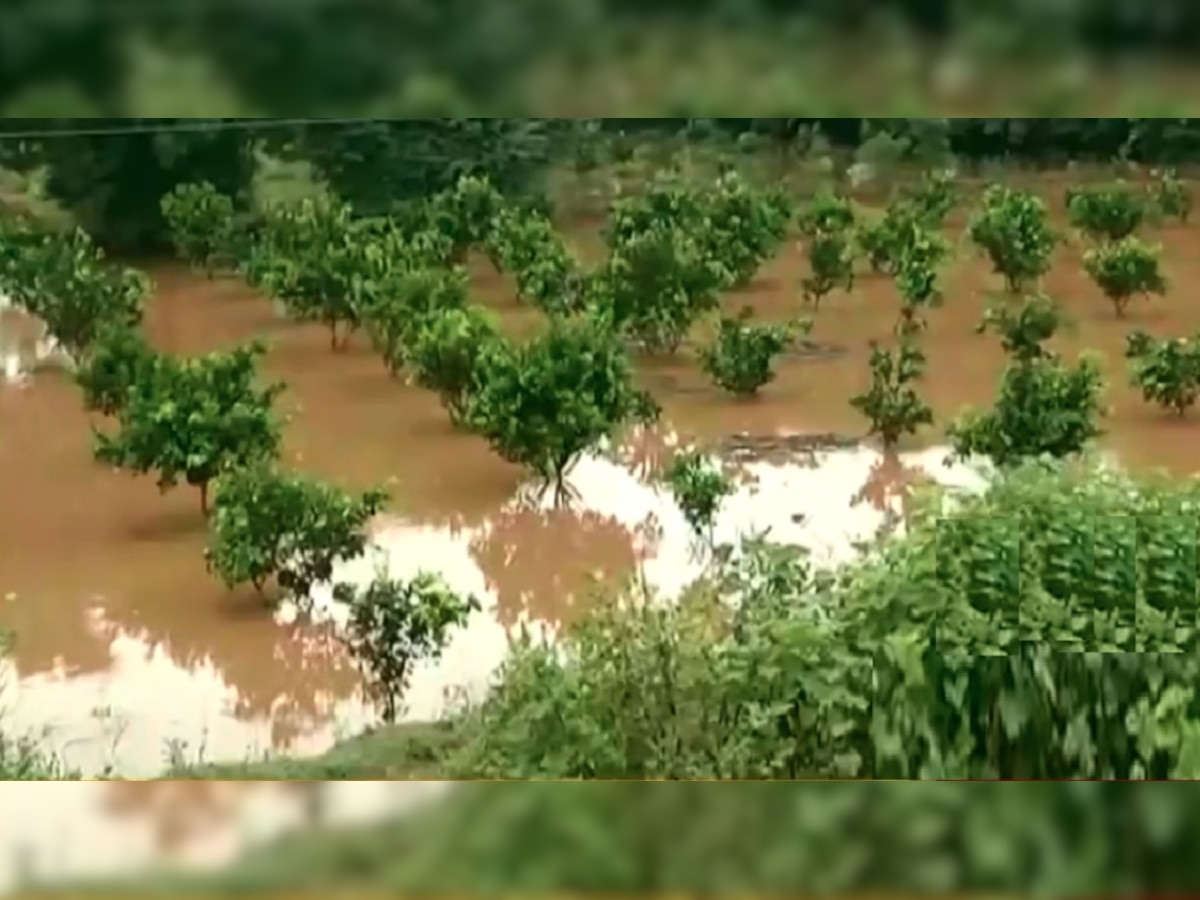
[165,720,461,780]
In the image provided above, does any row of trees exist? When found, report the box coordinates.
[8,118,1200,254]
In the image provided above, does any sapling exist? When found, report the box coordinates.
[206,462,389,606]
[892,227,951,334]
[801,228,855,311]
[1125,330,1200,417]
[1065,181,1146,242]
[333,569,480,723]
[698,306,803,397]
[850,339,934,449]
[662,448,735,551]
[1082,236,1166,318]
[967,184,1057,294]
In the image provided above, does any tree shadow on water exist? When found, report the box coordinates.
[468,502,654,633]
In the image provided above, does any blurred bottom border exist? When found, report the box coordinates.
[2,780,1194,896]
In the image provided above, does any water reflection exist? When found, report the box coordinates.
[0,302,62,387]
[0,438,987,776]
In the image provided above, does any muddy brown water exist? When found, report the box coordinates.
[2,181,1200,774]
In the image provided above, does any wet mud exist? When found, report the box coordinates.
[2,178,1200,774]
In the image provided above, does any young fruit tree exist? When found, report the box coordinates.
[603,168,705,247]
[801,227,856,311]
[898,168,959,227]
[699,169,792,288]
[950,292,1103,466]
[698,306,803,397]
[74,324,161,416]
[407,305,505,426]
[1125,330,1200,417]
[425,173,508,266]
[1082,236,1167,318]
[93,341,285,513]
[359,265,470,379]
[850,339,934,449]
[598,224,730,353]
[662,447,735,552]
[246,197,371,348]
[1065,181,1147,243]
[464,314,661,506]
[7,227,148,363]
[975,292,1064,363]
[948,356,1105,467]
[1147,168,1192,224]
[206,463,389,606]
[967,184,1057,295]
[796,188,856,239]
[857,199,932,276]
[160,181,238,277]
[892,227,951,334]
[333,569,480,723]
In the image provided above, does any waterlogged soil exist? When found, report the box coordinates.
[3,180,1200,775]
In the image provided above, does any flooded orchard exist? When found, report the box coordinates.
[3,188,1200,776]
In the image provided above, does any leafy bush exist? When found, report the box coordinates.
[967,185,1057,294]
[93,341,285,512]
[1065,181,1147,242]
[699,307,799,397]
[333,570,480,723]
[1125,330,1200,417]
[206,463,388,604]
[464,315,659,504]
[160,180,238,277]
[857,199,933,276]
[452,456,1200,781]
[1082,236,1167,317]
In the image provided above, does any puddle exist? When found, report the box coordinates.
[0,438,986,777]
